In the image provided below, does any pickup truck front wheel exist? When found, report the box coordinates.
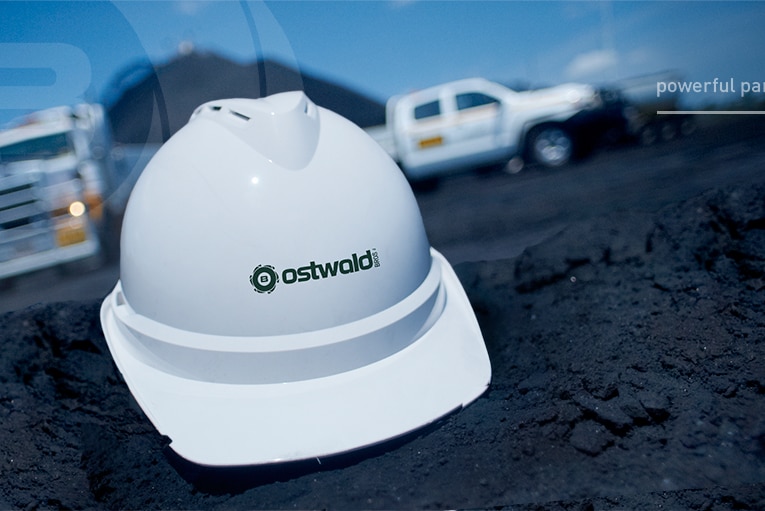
[527,125,573,168]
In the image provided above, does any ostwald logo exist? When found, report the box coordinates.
[250,264,279,294]
[250,249,380,294]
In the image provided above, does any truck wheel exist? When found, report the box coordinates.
[528,126,573,167]
[660,121,677,141]
[639,125,658,145]
[679,117,696,137]
[504,156,524,174]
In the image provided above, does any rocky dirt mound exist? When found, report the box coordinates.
[1,185,763,510]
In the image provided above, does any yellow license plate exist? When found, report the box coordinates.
[56,225,87,247]
[418,136,443,149]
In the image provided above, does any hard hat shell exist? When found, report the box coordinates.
[100,91,491,467]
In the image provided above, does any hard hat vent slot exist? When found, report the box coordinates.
[230,110,251,122]
[192,104,223,118]
[191,93,320,169]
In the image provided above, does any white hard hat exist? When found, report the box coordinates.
[100,91,491,467]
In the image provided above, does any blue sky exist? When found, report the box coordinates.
[1,1,764,126]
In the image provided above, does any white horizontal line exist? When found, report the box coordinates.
[657,110,765,115]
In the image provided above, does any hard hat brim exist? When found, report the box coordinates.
[100,249,491,467]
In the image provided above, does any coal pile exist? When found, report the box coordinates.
[106,52,386,145]
[1,184,763,510]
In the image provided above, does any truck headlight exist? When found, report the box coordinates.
[68,200,86,217]
[567,88,600,109]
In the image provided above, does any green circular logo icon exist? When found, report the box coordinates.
[250,265,278,294]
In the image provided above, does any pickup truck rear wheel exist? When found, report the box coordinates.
[528,126,573,167]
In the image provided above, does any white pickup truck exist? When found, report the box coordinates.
[366,77,614,182]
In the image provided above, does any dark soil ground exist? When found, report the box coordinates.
[1,179,763,509]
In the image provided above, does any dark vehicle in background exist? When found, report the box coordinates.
[614,71,696,145]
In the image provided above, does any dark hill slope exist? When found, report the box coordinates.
[107,52,385,144]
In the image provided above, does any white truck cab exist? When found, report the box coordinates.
[0,104,113,279]
[369,78,604,181]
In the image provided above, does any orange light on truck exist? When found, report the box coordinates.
[418,136,443,149]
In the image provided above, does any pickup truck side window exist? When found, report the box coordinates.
[456,92,499,111]
[413,100,441,120]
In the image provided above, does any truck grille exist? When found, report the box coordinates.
[0,173,54,262]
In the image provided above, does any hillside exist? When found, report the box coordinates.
[106,52,386,145]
